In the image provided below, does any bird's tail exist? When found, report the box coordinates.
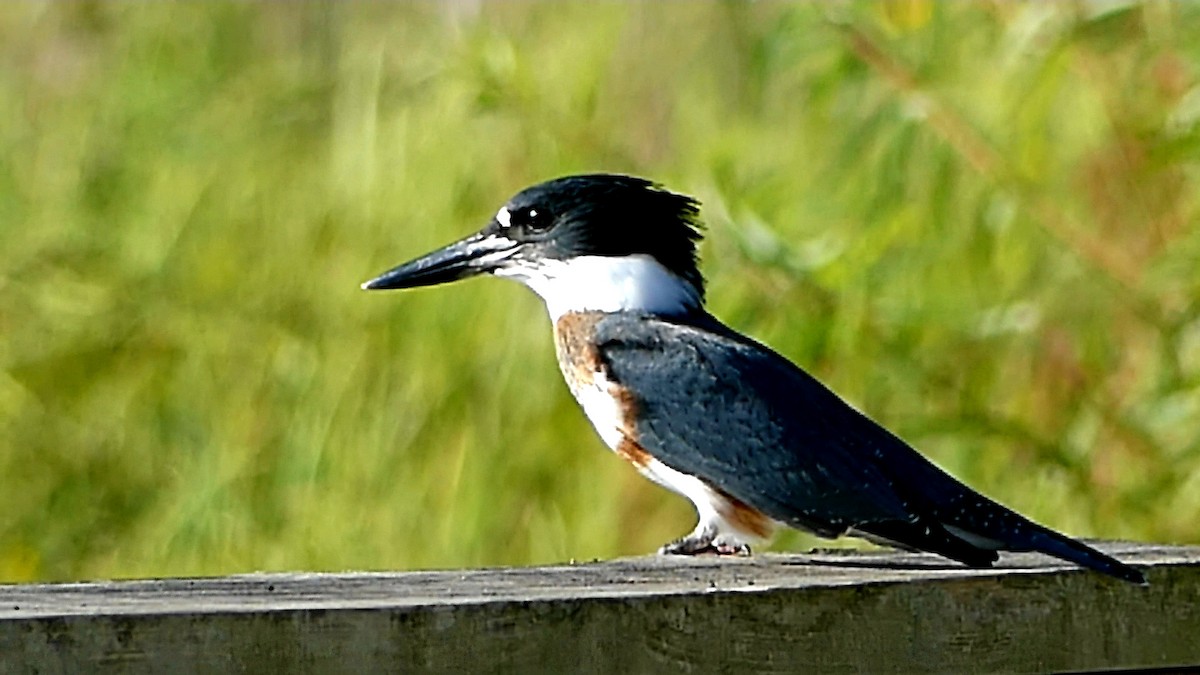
[936,504,1147,584]
[1010,522,1146,585]
[894,457,1147,584]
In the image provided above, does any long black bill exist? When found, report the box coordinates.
[361,232,516,291]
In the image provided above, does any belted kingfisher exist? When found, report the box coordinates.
[363,174,1145,584]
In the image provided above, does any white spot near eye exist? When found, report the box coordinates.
[496,207,511,229]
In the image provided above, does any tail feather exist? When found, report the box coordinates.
[935,502,1147,584]
[860,517,1145,584]
[935,498,1148,584]
[886,459,1147,584]
[1012,524,1146,585]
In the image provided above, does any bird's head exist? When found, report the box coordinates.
[362,174,706,320]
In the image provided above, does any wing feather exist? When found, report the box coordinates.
[593,312,920,536]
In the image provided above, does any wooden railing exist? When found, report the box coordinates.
[1,542,1197,673]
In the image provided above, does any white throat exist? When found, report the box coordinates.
[494,254,701,321]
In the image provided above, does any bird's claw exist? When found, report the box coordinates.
[659,535,751,556]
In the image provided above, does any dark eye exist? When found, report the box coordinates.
[512,206,553,233]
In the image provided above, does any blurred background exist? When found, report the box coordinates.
[2,1,1198,582]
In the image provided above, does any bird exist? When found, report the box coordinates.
[362,173,1145,584]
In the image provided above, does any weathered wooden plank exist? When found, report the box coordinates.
[1,542,1197,674]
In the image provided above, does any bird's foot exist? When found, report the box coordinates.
[658,532,751,556]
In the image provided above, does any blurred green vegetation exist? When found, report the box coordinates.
[1,1,1199,582]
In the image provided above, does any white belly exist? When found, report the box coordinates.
[570,370,776,547]
[572,370,627,450]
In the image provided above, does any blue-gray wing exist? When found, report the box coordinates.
[592,312,920,536]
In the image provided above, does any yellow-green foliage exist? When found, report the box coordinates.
[1,2,1198,581]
